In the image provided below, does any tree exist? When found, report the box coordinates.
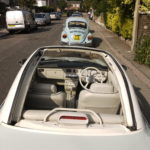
[57,0,67,11]
[81,0,93,11]
[17,0,36,9]
[0,2,7,14]
[140,0,150,11]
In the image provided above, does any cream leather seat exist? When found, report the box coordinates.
[25,82,66,110]
[77,83,120,114]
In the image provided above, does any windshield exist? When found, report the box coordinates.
[68,21,87,29]
[35,14,45,18]
[39,57,108,70]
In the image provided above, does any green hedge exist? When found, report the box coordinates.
[140,0,150,11]
[105,13,121,34]
[105,12,133,39]
[120,18,133,40]
[135,35,150,67]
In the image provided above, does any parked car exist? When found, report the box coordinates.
[35,13,51,26]
[71,12,83,17]
[0,46,149,150]
[50,12,61,20]
[67,10,74,17]
[58,12,62,17]
[61,17,93,46]
[6,10,37,33]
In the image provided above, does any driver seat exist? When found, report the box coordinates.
[77,83,120,114]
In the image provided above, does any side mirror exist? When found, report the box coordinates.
[122,64,127,71]
[18,58,27,66]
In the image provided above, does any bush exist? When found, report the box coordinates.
[105,12,121,33]
[120,18,133,39]
[135,35,150,67]
[111,14,121,33]
[105,12,133,39]
[140,0,150,11]
[105,13,113,29]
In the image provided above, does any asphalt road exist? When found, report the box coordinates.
[0,19,64,103]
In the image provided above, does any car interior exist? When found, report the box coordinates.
[15,49,126,131]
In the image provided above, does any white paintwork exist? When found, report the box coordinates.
[6,10,36,32]
[104,54,144,129]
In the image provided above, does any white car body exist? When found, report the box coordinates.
[0,46,150,150]
[6,10,37,33]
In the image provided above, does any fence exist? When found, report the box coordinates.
[137,12,150,40]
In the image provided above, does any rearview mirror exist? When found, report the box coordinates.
[18,58,27,66]
[122,64,127,71]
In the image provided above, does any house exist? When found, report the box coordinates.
[66,1,81,10]
[36,0,47,7]
[36,0,56,7]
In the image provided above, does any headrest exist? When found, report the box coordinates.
[90,83,114,93]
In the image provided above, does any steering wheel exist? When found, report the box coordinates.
[79,67,106,91]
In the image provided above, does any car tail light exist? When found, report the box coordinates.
[88,35,93,40]
[60,116,87,120]
[63,34,67,38]
[59,113,89,125]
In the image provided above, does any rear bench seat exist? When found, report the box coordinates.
[25,82,66,110]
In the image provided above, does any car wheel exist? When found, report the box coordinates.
[9,30,14,34]
[25,26,31,33]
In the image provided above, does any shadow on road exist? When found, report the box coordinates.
[51,21,62,26]
[90,29,95,33]
[134,86,150,124]
[32,27,50,34]
[0,34,14,40]
[93,37,102,48]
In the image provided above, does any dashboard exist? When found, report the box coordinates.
[37,67,108,83]
[37,68,80,80]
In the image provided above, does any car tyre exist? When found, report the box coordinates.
[9,30,15,34]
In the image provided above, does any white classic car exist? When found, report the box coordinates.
[61,17,93,46]
[0,46,150,150]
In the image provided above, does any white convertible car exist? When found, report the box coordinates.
[0,46,150,150]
